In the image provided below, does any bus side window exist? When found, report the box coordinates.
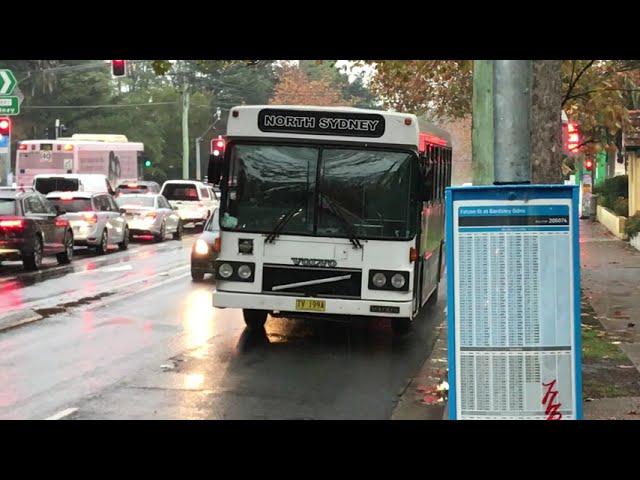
[422,147,434,203]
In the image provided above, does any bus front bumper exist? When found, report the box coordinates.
[213,291,413,318]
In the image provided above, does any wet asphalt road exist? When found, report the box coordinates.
[0,231,445,420]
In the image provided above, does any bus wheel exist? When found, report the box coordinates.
[243,309,268,330]
[392,318,411,335]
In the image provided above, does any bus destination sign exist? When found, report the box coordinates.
[258,109,385,138]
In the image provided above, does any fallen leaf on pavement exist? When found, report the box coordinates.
[618,365,635,369]
[421,394,443,405]
[612,341,622,345]
[628,411,638,415]
[628,323,636,328]
[585,397,594,402]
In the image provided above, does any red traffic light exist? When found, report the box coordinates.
[0,117,11,136]
[111,60,126,77]
[585,159,594,171]
[211,136,226,156]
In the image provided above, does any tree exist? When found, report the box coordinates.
[366,60,640,182]
[269,66,350,106]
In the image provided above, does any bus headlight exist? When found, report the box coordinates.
[237,264,252,280]
[391,273,406,289]
[369,270,409,292]
[218,263,233,279]
[372,272,387,288]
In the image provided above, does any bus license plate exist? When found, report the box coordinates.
[295,299,325,312]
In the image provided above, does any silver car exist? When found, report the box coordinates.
[46,191,129,254]
[116,194,182,242]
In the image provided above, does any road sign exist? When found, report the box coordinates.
[0,70,17,95]
[446,185,582,420]
[0,96,20,115]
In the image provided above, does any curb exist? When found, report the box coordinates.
[392,319,450,420]
[0,309,43,333]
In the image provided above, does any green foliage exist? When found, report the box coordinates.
[625,213,640,239]
[613,197,629,217]
[593,174,628,210]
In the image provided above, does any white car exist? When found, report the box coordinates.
[160,180,219,227]
[46,191,129,254]
[116,194,183,242]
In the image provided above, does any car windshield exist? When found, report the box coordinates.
[204,210,220,232]
[221,143,416,240]
[35,178,80,195]
[116,196,155,208]
[118,185,148,194]
[0,199,16,215]
[48,198,93,212]
[162,184,199,201]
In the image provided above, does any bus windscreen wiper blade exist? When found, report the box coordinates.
[320,192,362,249]
[265,206,303,244]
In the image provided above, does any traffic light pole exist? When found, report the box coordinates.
[0,133,9,187]
[493,60,532,184]
[182,83,190,180]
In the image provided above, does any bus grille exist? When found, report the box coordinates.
[262,264,362,299]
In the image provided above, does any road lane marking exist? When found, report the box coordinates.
[100,264,133,273]
[46,407,78,420]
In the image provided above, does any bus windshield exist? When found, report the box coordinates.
[221,143,416,240]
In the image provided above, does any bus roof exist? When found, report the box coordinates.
[18,137,144,151]
[227,105,423,147]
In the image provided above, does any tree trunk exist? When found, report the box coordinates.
[530,60,563,183]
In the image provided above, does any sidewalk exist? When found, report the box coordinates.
[580,220,640,419]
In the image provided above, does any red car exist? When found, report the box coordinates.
[0,187,74,271]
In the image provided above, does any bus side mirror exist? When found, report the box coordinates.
[207,154,223,186]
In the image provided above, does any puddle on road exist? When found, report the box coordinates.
[34,292,116,319]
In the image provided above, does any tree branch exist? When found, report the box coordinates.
[562,60,595,107]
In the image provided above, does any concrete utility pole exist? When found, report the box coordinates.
[493,60,532,184]
[472,60,494,185]
[182,83,190,180]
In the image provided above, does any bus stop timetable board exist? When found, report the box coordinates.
[445,185,582,420]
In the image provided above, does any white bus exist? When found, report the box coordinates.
[209,105,452,334]
[16,134,144,188]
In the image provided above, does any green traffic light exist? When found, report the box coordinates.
[144,160,151,167]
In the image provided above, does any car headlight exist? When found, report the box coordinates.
[194,238,209,255]
[372,272,387,288]
[218,263,233,278]
[391,273,406,289]
[237,264,252,279]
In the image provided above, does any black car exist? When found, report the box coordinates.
[0,188,74,271]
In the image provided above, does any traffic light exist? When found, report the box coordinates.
[567,122,580,153]
[111,60,127,77]
[0,117,11,137]
[144,159,152,168]
[584,158,594,171]
[211,135,225,157]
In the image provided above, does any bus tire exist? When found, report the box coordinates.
[243,309,268,330]
[392,318,411,335]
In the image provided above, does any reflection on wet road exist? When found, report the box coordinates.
[0,229,445,420]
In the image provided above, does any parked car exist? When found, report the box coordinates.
[34,173,116,195]
[0,187,74,271]
[160,180,219,228]
[191,208,220,281]
[46,191,129,254]
[115,181,161,196]
[116,194,182,242]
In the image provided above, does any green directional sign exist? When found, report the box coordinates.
[0,96,20,115]
[0,70,17,95]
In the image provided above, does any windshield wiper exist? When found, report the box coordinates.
[320,192,363,249]
[265,206,303,244]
